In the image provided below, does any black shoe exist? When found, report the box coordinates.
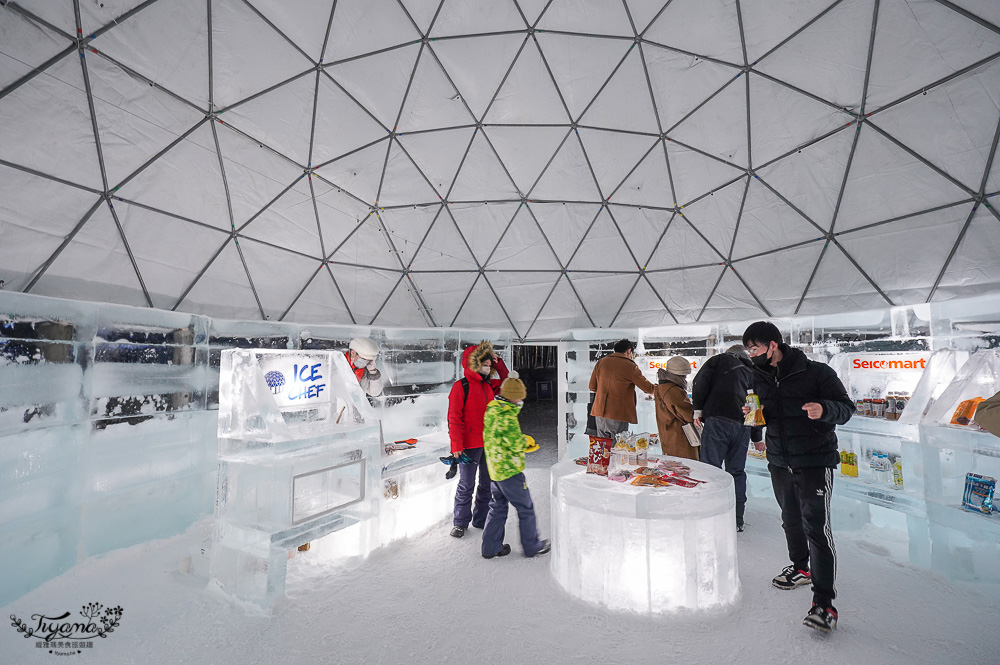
[736,523,745,533]
[482,544,511,559]
[772,564,811,590]
[527,539,551,557]
[450,526,466,538]
[803,604,838,633]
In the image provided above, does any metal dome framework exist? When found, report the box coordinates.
[1,0,1000,339]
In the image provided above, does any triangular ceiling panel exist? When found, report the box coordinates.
[396,50,475,132]
[407,209,479,271]
[326,45,420,130]
[328,214,399,269]
[732,241,826,316]
[238,238,323,321]
[314,140,388,204]
[610,205,673,268]
[378,205,442,267]
[0,55,103,191]
[754,0,873,111]
[670,77,749,167]
[248,0,334,63]
[797,242,889,315]
[699,268,767,322]
[486,206,563,271]
[283,266,356,323]
[0,7,71,90]
[934,206,1000,301]
[731,178,824,261]
[378,140,441,206]
[606,142,673,207]
[526,275,591,336]
[450,202,521,265]
[89,54,205,189]
[578,129,659,198]
[449,131,520,200]
[517,0,552,27]
[580,49,660,133]
[416,270,481,328]
[645,265,725,322]
[537,0,635,36]
[5,1,76,38]
[398,0,441,35]
[567,208,639,271]
[236,177,324,259]
[836,124,972,233]
[482,39,569,124]
[675,178,745,259]
[173,240,262,320]
[451,275,515,331]
[487,126,569,194]
[644,213,724,270]
[221,72,315,166]
[627,0,673,36]
[614,276,677,328]
[312,176,374,234]
[530,133,602,201]
[569,272,644,327]
[312,72,392,166]
[211,0,314,110]
[749,73,848,166]
[0,166,100,292]
[328,262,403,323]
[326,0,422,62]
[486,271,563,334]
[92,0,210,109]
[837,202,973,304]
[30,202,149,308]
[79,2,152,37]
[430,34,527,119]
[943,0,1000,28]
[115,122,231,231]
[643,0,745,64]
[755,124,856,228]
[397,128,474,195]
[866,0,1000,110]
[643,45,738,131]
[431,0,525,36]
[527,202,600,266]
[740,0,843,64]
[868,59,1000,193]
[666,141,744,206]
[534,33,632,120]
[370,277,430,327]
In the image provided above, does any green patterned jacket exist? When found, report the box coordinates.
[482,398,526,482]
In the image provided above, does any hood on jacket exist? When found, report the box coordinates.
[463,341,499,380]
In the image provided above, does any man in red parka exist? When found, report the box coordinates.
[448,340,509,538]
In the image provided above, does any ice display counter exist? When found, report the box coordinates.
[550,457,738,614]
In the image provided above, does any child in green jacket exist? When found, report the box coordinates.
[480,375,551,559]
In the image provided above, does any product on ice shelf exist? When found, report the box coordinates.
[892,456,903,489]
[840,450,859,477]
[951,397,986,427]
[586,436,614,475]
[631,475,671,487]
[574,456,589,466]
[962,473,996,515]
[744,390,766,426]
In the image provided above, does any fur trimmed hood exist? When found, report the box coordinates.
[464,340,498,378]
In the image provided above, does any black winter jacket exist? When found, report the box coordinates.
[748,344,854,469]
[692,351,755,424]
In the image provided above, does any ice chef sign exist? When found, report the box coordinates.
[848,353,928,372]
[257,353,331,408]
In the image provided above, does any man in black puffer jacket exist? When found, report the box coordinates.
[742,321,854,635]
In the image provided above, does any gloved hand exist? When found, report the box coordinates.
[365,358,380,380]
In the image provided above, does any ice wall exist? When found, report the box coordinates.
[0,290,512,606]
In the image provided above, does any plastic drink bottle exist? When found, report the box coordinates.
[744,390,766,426]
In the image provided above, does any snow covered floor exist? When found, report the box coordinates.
[3,445,998,665]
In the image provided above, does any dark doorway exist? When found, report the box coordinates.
[511,344,559,467]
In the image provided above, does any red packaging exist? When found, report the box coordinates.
[586,436,614,475]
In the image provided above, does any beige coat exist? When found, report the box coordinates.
[975,391,1000,438]
[589,353,655,424]
[654,382,698,461]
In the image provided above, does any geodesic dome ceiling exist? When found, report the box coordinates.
[2,0,1000,339]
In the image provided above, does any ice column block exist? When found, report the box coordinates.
[550,458,738,613]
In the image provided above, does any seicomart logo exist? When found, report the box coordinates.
[9,602,124,656]
[852,357,927,370]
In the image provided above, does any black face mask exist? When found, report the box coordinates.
[751,350,771,368]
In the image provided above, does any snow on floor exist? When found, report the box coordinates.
[3,441,999,665]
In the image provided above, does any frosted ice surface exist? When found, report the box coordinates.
[550,458,738,613]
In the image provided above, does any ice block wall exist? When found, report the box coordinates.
[0,290,513,606]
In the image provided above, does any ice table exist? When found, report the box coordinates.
[550,457,738,614]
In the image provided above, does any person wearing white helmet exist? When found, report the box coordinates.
[346,337,383,397]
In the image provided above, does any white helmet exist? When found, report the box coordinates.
[349,337,379,361]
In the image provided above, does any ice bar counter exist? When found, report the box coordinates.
[550,457,739,614]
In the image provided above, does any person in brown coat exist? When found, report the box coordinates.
[654,356,698,461]
[975,390,1000,438]
[589,339,655,438]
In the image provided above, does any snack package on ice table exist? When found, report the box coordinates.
[951,397,985,427]
[962,473,996,515]
[661,475,705,488]
[631,475,672,487]
[586,436,614,475]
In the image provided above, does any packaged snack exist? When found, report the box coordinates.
[744,390,766,426]
[951,397,985,426]
[839,450,858,477]
[633,466,661,476]
[608,470,633,483]
[574,456,589,466]
[661,475,704,488]
[586,436,614,475]
[962,473,996,515]
[631,475,671,487]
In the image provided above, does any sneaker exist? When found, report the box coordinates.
[527,539,551,557]
[450,526,466,538]
[803,604,838,633]
[482,544,511,559]
[772,565,811,590]
[736,522,745,533]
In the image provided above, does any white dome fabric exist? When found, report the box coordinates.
[1,0,1000,339]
